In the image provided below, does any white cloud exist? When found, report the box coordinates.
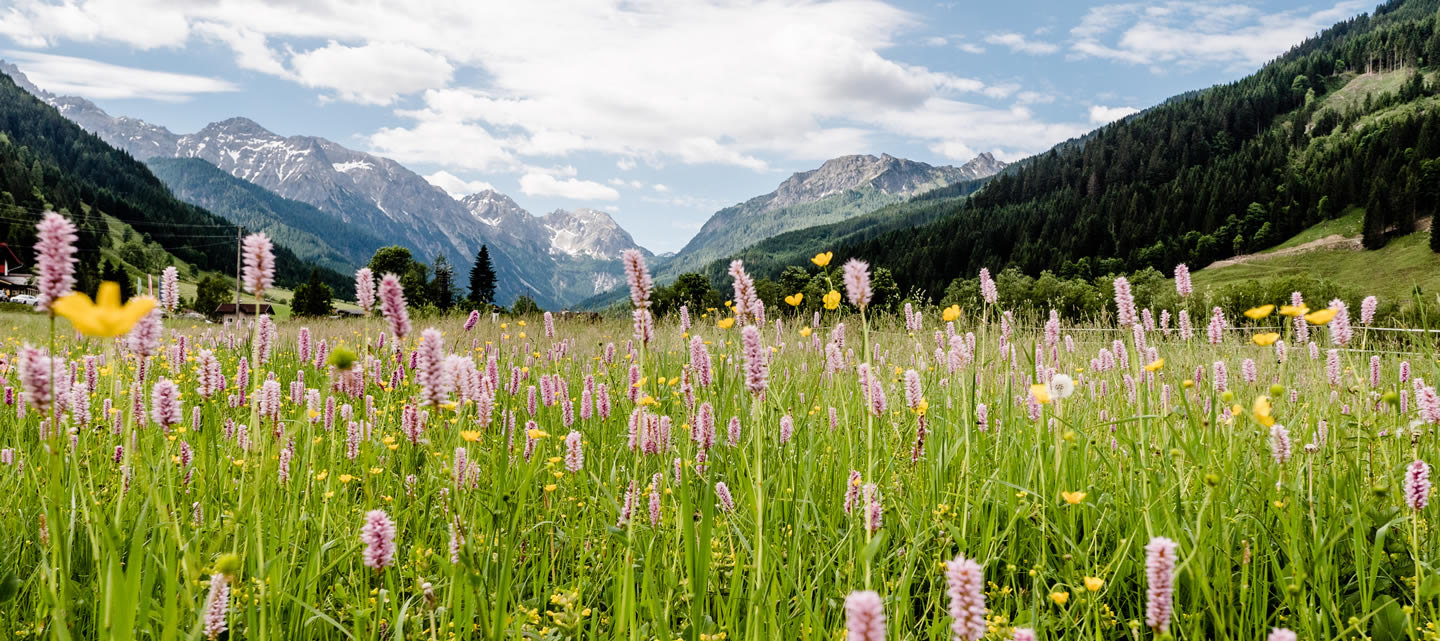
[651,184,669,192]
[424,170,495,198]
[1088,104,1139,124]
[3,50,236,101]
[923,36,948,46]
[983,32,1059,55]
[192,22,288,76]
[1070,1,1367,70]
[0,0,1058,168]
[0,0,189,50]
[519,172,620,201]
[289,41,453,105]
[957,42,986,54]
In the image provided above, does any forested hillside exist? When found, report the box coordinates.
[147,157,388,274]
[842,0,1440,297]
[0,71,351,298]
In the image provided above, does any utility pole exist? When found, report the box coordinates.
[234,225,244,324]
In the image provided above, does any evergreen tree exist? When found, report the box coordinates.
[1363,181,1390,249]
[291,269,334,317]
[469,245,497,306]
[1432,214,1440,253]
[430,254,455,311]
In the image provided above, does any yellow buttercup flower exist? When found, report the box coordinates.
[1304,308,1337,325]
[1252,332,1280,346]
[799,327,813,337]
[460,430,481,442]
[823,290,842,310]
[1243,304,1275,320]
[1061,491,1086,505]
[811,252,833,267]
[1279,304,1308,317]
[1029,384,1052,404]
[1084,576,1104,592]
[1253,395,1274,427]
[1049,591,1070,606]
[1144,358,1164,372]
[717,317,736,329]
[784,293,803,307]
[51,282,155,338]
[942,305,961,322]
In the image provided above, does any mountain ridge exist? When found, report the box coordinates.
[2,59,651,308]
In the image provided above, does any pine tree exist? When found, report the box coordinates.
[469,245,497,306]
[291,268,334,317]
[430,254,455,311]
[1363,180,1390,250]
[1432,215,1440,253]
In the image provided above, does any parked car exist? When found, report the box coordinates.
[8,294,40,306]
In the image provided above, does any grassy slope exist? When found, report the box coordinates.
[1194,214,1439,304]
[1196,69,1440,304]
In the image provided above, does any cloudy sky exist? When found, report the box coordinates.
[0,0,1367,252]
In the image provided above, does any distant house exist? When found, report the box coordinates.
[0,243,37,297]
[214,303,275,322]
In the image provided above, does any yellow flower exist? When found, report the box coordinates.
[1182,379,1194,388]
[811,252,833,267]
[798,327,813,338]
[460,430,481,442]
[1279,304,1308,317]
[1029,384,1052,404]
[942,305,961,322]
[1243,304,1275,320]
[1253,395,1275,427]
[1304,308,1337,325]
[717,317,736,329]
[1084,576,1104,592]
[1049,591,1070,606]
[915,398,929,416]
[784,293,803,307]
[51,282,155,338]
[823,290,842,310]
[338,474,354,484]
[1252,332,1280,346]
[1061,491,1086,505]
[1144,358,1164,372]
[527,428,550,439]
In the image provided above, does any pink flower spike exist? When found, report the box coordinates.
[844,590,886,641]
[842,258,872,309]
[240,232,275,297]
[360,509,397,570]
[34,211,77,312]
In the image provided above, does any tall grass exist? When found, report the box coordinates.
[0,299,1435,640]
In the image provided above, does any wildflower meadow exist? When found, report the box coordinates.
[4,213,1440,641]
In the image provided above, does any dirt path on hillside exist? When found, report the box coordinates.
[1205,235,1362,269]
[1204,217,1432,270]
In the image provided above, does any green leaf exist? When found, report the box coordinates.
[0,572,19,602]
[1370,599,1406,641]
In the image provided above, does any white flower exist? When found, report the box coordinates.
[1049,374,1076,399]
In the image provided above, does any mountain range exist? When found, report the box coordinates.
[656,152,1005,279]
[0,60,1005,308]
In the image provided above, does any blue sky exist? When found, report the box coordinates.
[0,0,1369,253]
